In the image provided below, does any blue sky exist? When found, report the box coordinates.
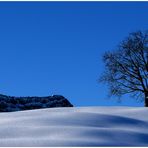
[0,2,147,106]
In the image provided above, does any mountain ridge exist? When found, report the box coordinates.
[0,94,73,112]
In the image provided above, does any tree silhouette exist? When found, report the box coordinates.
[100,31,148,106]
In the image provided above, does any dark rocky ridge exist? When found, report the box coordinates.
[0,94,73,112]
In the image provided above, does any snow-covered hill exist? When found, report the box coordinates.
[0,107,148,146]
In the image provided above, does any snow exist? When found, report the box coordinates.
[0,106,148,146]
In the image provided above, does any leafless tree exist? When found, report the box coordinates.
[100,31,148,106]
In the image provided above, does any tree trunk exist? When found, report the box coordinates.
[145,92,148,107]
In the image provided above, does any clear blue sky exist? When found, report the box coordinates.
[0,2,147,107]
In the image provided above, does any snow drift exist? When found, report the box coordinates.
[0,106,148,146]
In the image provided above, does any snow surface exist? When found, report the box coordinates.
[0,106,148,146]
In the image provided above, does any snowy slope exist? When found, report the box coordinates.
[0,107,148,146]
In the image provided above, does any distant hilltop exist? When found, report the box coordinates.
[0,94,73,112]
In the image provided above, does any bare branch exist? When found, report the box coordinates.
[100,30,148,106]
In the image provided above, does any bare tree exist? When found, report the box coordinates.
[100,31,148,106]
